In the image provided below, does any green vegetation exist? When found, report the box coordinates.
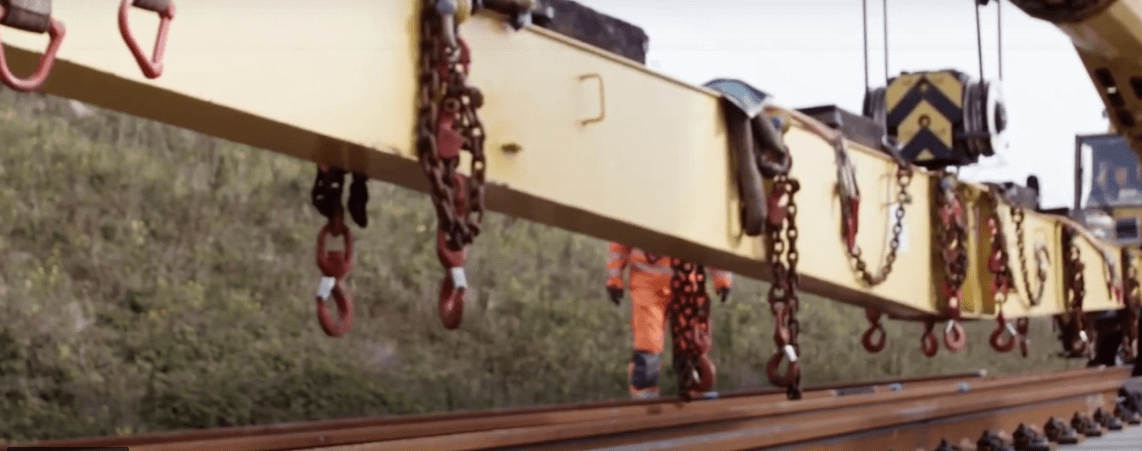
[0,90,1078,442]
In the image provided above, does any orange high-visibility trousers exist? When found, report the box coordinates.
[607,242,731,396]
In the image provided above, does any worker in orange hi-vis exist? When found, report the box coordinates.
[606,242,731,399]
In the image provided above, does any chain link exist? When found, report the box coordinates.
[668,260,714,401]
[985,188,1022,354]
[1010,207,1046,306]
[986,189,1013,308]
[1123,251,1140,361]
[937,173,968,319]
[1100,247,1123,304]
[417,0,488,251]
[1062,227,1089,357]
[845,165,913,286]
[765,174,802,400]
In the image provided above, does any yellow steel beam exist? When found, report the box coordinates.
[0,1,1126,321]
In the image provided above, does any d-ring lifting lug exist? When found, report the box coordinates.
[0,0,65,92]
[119,0,175,79]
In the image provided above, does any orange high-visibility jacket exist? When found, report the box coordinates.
[606,243,732,292]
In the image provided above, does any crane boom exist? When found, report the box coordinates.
[1008,0,1142,157]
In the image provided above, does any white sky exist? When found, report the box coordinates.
[576,0,1109,209]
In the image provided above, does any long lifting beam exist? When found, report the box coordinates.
[0,1,1128,321]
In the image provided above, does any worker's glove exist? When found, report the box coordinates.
[716,287,730,304]
[607,286,624,306]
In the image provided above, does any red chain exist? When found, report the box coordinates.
[935,174,967,353]
[436,173,469,330]
[1123,250,1140,361]
[1062,227,1089,357]
[985,195,1019,354]
[764,176,803,400]
[668,260,715,401]
[418,1,489,329]
[314,206,355,337]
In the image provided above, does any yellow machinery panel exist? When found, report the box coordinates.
[884,71,963,164]
[0,0,1130,324]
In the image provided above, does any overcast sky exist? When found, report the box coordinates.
[575,0,1109,209]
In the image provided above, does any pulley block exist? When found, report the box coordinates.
[862,70,1008,169]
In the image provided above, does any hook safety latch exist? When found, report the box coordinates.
[989,312,1018,353]
[118,0,175,79]
[944,319,967,352]
[0,1,65,92]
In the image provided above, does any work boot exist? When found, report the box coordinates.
[1011,423,1050,451]
[1094,406,1124,431]
[933,438,961,451]
[976,430,1014,451]
[1044,416,1081,444]
[1072,412,1103,437]
[1115,400,1142,425]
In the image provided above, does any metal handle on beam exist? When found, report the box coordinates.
[579,73,605,125]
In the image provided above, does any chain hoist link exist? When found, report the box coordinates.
[846,165,913,286]
[668,259,715,401]
[765,175,803,400]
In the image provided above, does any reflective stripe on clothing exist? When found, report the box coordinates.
[607,242,631,289]
[630,260,673,275]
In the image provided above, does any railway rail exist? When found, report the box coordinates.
[5,367,1139,451]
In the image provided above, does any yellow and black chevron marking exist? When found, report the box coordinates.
[885,71,966,164]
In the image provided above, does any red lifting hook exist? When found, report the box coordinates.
[920,320,939,358]
[688,355,715,395]
[119,0,175,79]
[436,227,467,330]
[436,173,469,330]
[0,5,65,92]
[765,341,800,388]
[944,320,967,352]
[989,312,1018,353]
[861,307,887,353]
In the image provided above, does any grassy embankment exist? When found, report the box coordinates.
[0,90,1077,441]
